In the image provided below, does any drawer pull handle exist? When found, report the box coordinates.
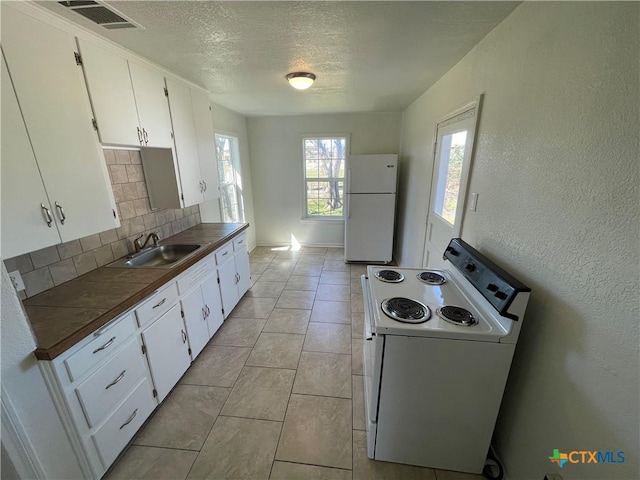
[202,307,206,320]
[181,329,187,344]
[222,251,228,256]
[152,298,167,309]
[238,239,244,244]
[205,305,210,317]
[41,203,53,227]
[93,336,116,354]
[55,201,66,225]
[105,370,126,390]
[119,408,138,430]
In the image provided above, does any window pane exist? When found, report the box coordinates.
[434,131,467,225]
[306,180,344,217]
[216,135,235,185]
[220,184,240,223]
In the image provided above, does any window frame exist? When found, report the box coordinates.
[214,132,244,223]
[300,134,350,221]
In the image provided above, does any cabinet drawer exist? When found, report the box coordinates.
[215,243,233,265]
[92,378,155,469]
[233,233,247,251]
[176,254,215,295]
[75,338,147,428]
[64,314,135,382]
[135,282,179,328]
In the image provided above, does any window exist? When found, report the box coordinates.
[215,134,244,223]
[303,136,347,218]
[433,129,468,225]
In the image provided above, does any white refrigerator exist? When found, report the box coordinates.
[344,154,398,262]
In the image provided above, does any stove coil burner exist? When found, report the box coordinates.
[437,306,478,326]
[417,271,447,286]
[375,270,405,283]
[381,297,431,324]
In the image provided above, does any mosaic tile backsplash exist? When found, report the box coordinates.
[4,148,201,299]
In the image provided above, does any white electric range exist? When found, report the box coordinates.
[361,238,530,474]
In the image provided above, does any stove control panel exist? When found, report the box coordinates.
[444,238,530,320]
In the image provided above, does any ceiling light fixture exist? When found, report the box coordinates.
[286,72,316,90]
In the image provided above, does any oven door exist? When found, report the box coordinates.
[361,275,385,458]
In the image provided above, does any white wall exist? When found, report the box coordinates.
[200,102,257,251]
[0,263,84,479]
[397,3,639,479]
[247,112,402,246]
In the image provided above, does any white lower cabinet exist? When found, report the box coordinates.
[141,304,191,402]
[39,232,249,478]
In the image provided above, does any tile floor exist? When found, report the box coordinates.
[106,247,484,480]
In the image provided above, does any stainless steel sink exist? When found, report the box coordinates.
[108,244,205,268]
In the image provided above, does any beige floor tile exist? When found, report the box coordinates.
[350,264,367,277]
[260,268,293,282]
[270,461,351,480]
[230,297,277,318]
[319,271,351,285]
[352,430,436,480]
[351,312,364,338]
[300,247,328,254]
[251,246,279,254]
[352,338,363,375]
[133,385,229,450]
[210,317,266,348]
[296,253,327,265]
[250,262,270,276]
[350,278,363,293]
[433,469,485,480]
[293,352,352,398]
[276,394,352,469]
[105,445,197,480]
[250,253,277,263]
[246,281,287,298]
[270,258,297,270]
[221,366,295,421]
[285,275,320,291]
[322,260,350,272]
[188,416,281,480]
[310,300,351,324]
[304,323,352,354]
[263,308,311,334]
[292,263,324,276]
[352,375,365,430]
[316,284,351,302]
[181,345,251,387]
[247,332,305,369]
[275,290,316,309]
[351,293,365,313]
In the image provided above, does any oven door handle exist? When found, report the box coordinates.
[361,275,374,340]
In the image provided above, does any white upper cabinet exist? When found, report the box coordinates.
[1,53,62,258]
[166,77,204,206]
[191,89,220,202]
[78,40,173,149]
[1,6,119,245]
[76,39,140,146]
[129,62,174,148]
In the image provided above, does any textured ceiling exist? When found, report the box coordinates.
[40,1,520,116]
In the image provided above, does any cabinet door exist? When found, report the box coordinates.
[166,78,203,207]
[235,246,252,299]
[180,286,209,359]
[218,255,239,317]
[2,6,119,242]
[1,53,62,258]
[191,89,220,201]
[141,304,191,402]
[128,62,173,148]
[76,39,141,147]
[201,274,224,337]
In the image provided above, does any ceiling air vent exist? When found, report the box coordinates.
[58,1,142,30]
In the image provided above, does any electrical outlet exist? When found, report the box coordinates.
[8,270,25,292]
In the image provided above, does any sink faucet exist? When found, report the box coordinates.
[134,232,160,252]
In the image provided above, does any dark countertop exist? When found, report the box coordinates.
[25,223,249,361]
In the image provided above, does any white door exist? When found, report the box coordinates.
[1,53,62,258]
[77,39,141,147]
[128,62,173,148]
[218,256,239,317]
[180,287,209,359]
[423,100,481,268]
[166,78,203,207]
[345,193,396,262]
[234,246,252,298]
[2,6,118,242]
[347,154,398,193]
[201,274,224,337]
[191,89,220,201]
[141,304,191,401]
